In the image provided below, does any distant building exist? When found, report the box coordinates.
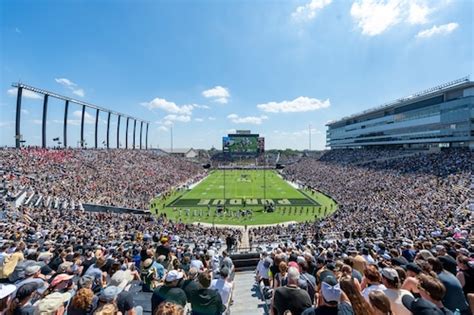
[161,148,199,159]
[326,77,474,149]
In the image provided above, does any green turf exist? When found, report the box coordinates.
[150,170,337,225]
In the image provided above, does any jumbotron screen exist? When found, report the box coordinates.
[223,135,260,154]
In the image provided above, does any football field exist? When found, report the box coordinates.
[151,169,337,225]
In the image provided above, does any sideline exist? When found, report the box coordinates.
[191,221,298,229]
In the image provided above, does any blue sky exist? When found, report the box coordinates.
[1,0,472,150]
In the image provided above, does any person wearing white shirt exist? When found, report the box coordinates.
[361,265,387,301]
[381,268,413,315]
[211,267,233,306]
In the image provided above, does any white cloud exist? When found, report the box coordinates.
[193,104,210,109]
[141,98,194,115]
[227,114,268,125]
[408,2,430,25]
[202,86,230,104]
[7,88,42,99]
[416,22,459,38]
[350,0,452,36]
[163,114,191,123]
[158,126,169,132]
[350,0,402,36]
[55,78,77,87]
[208,117,216,121]
[257,96,330,113]
[55,78,85,97]
[292,0,332,21]
[32,119,43,125]
[194,118,204,122]
[72,88,85,97]
[21,109,29,115]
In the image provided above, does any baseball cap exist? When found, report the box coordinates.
[15,283,39,300]
[165,270,184,282]
[99,286,123,303]
[381,268,398,281]
[321,274,338,286]
[51,274,74,288]
[402,295,444,315]
[404,263,422,274]
[417,250,434,260]
[57,261,73,273]
[25,264,41,276]
[78,275,94,289]
[35,292,72,314]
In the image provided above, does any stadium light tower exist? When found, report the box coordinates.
[12,82,149,150]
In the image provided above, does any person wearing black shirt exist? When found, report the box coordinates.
[151,270,187,314]
[302,275,354,315]
[156,239,171,260]
[190,271,225,315]
[180,268,201,302]
[272,267,312,315]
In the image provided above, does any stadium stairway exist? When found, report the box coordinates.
[231,271,268,315]
[130,272,267,315]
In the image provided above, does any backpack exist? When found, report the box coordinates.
[141,264,159,292]
[300,273,316,303]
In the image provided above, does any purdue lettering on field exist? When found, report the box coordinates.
[169,197,319,207]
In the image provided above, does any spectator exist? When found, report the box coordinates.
[190,271,225,315]
[380,268,413,315]
[34,291,72,315]
[456,255,474,314]
[301,273,354,315]
[155,302,185,315]
[369,291,393,315]
[428,258,470,313]
[7,283,39,315]
[362,265,386,300]
[151,271,187,314]
[67,288,98,315]
[0,284,16,314]
[180,268,201,303]
[210,267,233,307]
[339,277,374,315]
[272,267,312,315]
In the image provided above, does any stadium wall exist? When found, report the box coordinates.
[83,203,150,215]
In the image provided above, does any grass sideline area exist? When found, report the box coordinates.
[150,170,338,226]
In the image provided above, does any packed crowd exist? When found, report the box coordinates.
[249,148,473,314]
[318,148,415,165]
[257,234,473,315]
[1,148,205,209]
[280,149,472,242]
[0,146,472,315]
[0,202,242,315]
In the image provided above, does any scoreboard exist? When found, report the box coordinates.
[223,132,264,156]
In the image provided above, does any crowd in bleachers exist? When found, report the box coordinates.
[1,148,205,210]
[0,147,472,315]
[250,148,473,314]
[0,203,241,315]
